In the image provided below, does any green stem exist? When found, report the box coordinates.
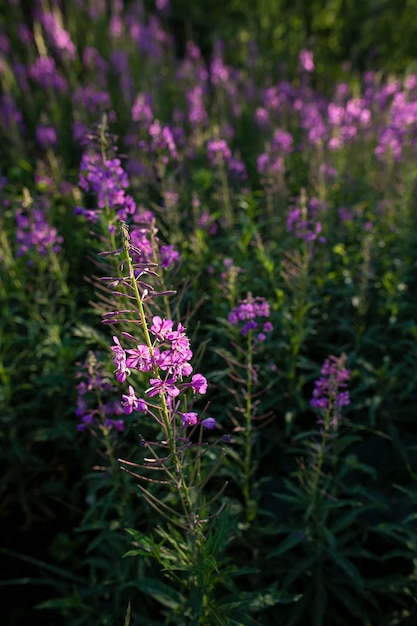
[219,158,233,226]
[243,331,254,521]
[310,403,333,537]
[49,249,70,297]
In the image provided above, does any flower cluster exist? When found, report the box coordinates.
[207,139,247,180]
[0,94,25,134]
[310,354,351,428]
[147,120,178,162]
[29,56,67,92]
[228,294,273,341]
[299,49,315,73]
[160,244,180,268]
[131,92,154,125]
[287,196,327,244]
[76,150,136,222]
[40,11,76,60]
[36,125,58,149]
[75,351,126,432]
[128,216,179,270]
[72,86,112,116]
[186,85,209,128]
[15,206,63,257]
[110,316,214,429]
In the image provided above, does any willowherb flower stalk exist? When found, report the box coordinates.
[287,192,327,246]
[99,222,233,624]
[308,353,351,517]
[106,221,225,541]
[14,188,69,296]
[226,293,273,521]
[75,350,126,478]
[310,353,351,428]
[75,119,180,322]
[75,120,137,229]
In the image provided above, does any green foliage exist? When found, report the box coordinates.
[165,0,417,75]
[2,1,417,625]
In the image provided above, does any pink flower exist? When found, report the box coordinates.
[189,374,208,394]
[182,412,198,427]
[299,49,314,72]
[111,336,130,382]
[146,377,180,398]
[121,385,147,415]
[150,316,174,340]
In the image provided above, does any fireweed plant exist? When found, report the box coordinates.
[266,355,354,624]
[268,353,416,626]
[223,294,274,523]
[307,353,351,522]
[97,222,287,625]
[3,2,417,626]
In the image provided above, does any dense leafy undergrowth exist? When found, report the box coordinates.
[1,1,417,625]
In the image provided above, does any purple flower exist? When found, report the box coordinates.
[287,197,327,244]
[126,344,155,372]
[131,92,154,124]
[254,107,270,126]
[201,417,216,430]
[29,57,67,91]
[75,351,126,434]
[148,120,178,161]
[272,129,293,154]
[150,316,174,340]
[240,320,258,336]
[228,295,271,326]
[0,94,25,133]
[336,391,350,408]
[146,377,180,398]
[15,207,63,257]
[36,125,58,149]
[41,12,76,60]
[111,336,130,383]
[156,0,170,12]
[73,87,111,115]
[160,244,179,268]
[299,49,315,72]
[310,354,351,427]
[104,417,126,432]
[189,373,208,394]
[121,385,147,414]
[77,150,136,222]
[207,139,232,166]
[182,412,198,427]
[186,85,208,128]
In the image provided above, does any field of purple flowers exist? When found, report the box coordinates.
[2,1,417,625]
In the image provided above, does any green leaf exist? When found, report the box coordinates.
[313,569,327,626]
[0,546,86,585]
[330,584,370,620]
[219,582,301,612]
[267,531,304,558]
[331,506,371,534]
[282,554,318,589]
[134,578,183,610]
[35,597,85,610]
[331,553,363,590]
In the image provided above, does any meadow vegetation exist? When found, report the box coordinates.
[1,1,417,625]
